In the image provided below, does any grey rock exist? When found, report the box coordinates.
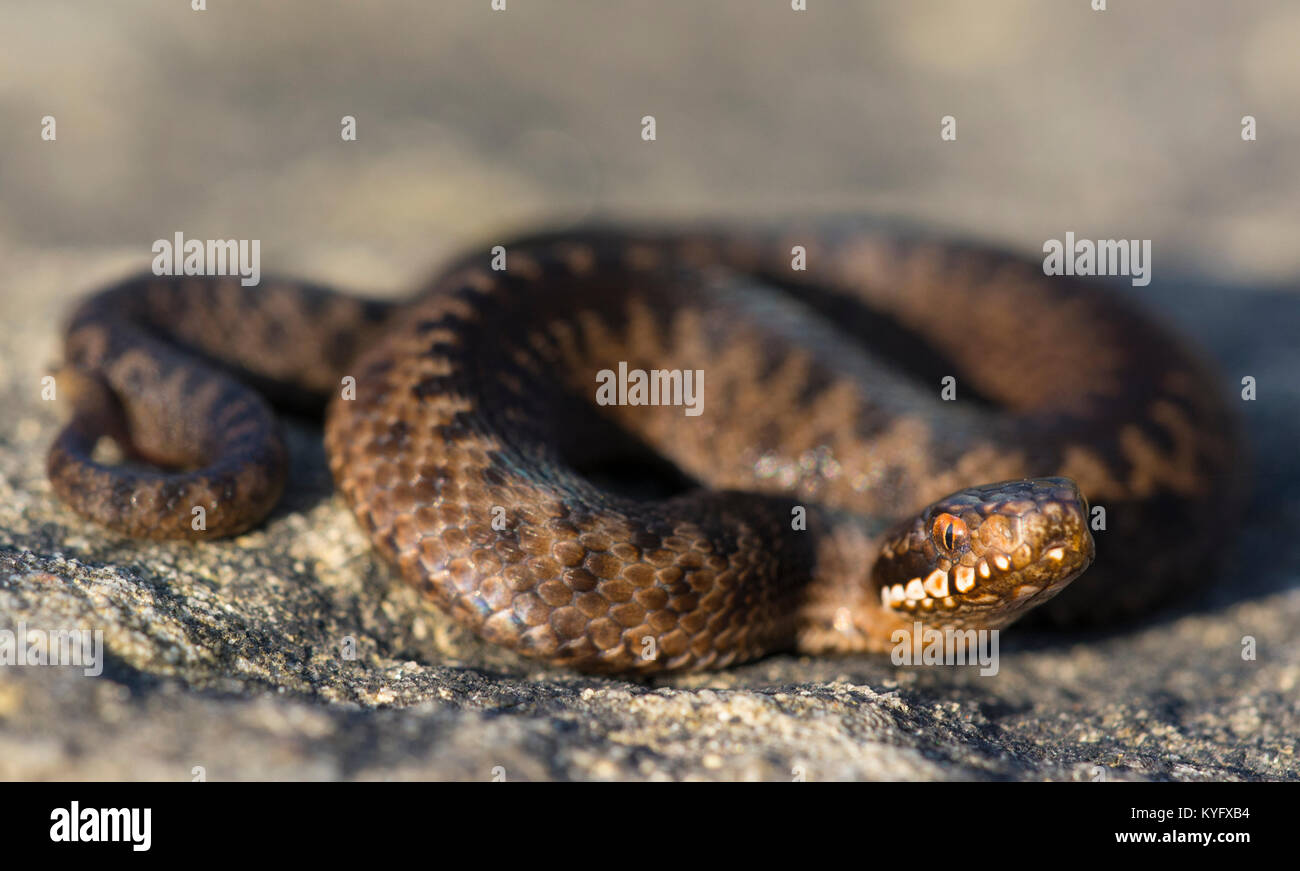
[1,256,1296,782]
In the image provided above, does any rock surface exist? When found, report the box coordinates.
[1,2,1298,781]
[2,255,1296,782]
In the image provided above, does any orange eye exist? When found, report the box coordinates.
[932,513,967,552]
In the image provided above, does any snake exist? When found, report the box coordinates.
[46,223,1242,673]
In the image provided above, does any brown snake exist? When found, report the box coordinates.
[47,224,1242,672]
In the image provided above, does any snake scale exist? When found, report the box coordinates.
[47,224,1242,672]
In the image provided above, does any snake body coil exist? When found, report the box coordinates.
[48,225,1241,672]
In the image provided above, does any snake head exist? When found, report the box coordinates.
[873,477,1094,630]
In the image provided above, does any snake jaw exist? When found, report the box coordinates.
[873,477,1094,630]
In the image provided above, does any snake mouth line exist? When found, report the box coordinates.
[880,543,1090,619]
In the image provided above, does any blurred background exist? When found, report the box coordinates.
[1,0,1298,292]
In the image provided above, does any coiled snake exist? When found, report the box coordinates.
[47,224,1242,672]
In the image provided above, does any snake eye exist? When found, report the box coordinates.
[932,513,967,553]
